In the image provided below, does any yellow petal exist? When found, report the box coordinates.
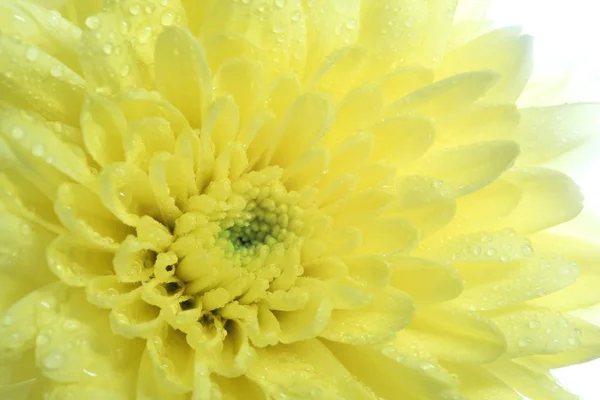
[369,115,435,166]
[388,175,456,237]
[407,305,506,363]
[269,93,334,168]
[213,57,265,123]
[501,168,583,234]
[146,328,194,393]
[0,0,83,74]
[409,140,519,196]
[47,234,114,287]
[389,256,463,303]
[0,379,36,400]
[302,0,361,75]
[79,11,143,96]
[438,27,533,102]
[376,66,434,105]
[0,109,95,190]
[385,70,498,119]
[155,26,213,129]
[485,359,578,400]
[446,362,522,400]
[137,349,188,400]
[359,0,458,74]
[325,339,461,400]
[246,339,376,400]
[436,103,520,146]
[321,286,414,345]
[55,183,133,249]
[110,297,163,339]
[212,375,265,400]
[515,103,600,165]
[452,253,578,311]
[81,95,127,166]
[200,0,306,76]
[353,217,419,255]
[204,32,265,76]
[488,307,580,358]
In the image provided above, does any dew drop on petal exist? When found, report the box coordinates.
[85,16,100,30]
[528,320,540,329]
[160,11,176,26]
[275,0,285,8]
[32,143,45,157]
[25,46,39,61]
[50,64,63,77]
[129,4,141,15]
[42,351,65,369]
[11,127,24,140]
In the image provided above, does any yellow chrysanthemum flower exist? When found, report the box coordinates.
[1,0,600,398]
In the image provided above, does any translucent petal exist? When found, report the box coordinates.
[500,168,583,233]
[54,182,133,250]
[531,318,600,369]
[155,26,212,129]
[213,57,265,123]
[436,103,520,146]
[0,0,82,74]
[200,0,307,76]
[212,375,265,400]
[389,256,463,303]
[325,340,461,400]
[306,46,368,100]
[81,95,127,166]
[359,0,458,74]
[267,74,301,119]
[369,115,435,166]
[47,234,114,287]
[0,211,57,286]
[385,70,498,119]
[79,11,143,96]
[146,328,194,393]
[327,133,374,178]
[0,33,84,125]
[137,350,188,400]
[529,235,600,311]
[406,305,506,363]
[326,84,383,146]
[246,339,375,400]
[409,140,519,196]
[321,287,414,345]
[446,363,522,400]
[452,253,578,311]
[515,103,600,165]
[110,297,163,339]
[274,290,332,344]
[301,0,361,75]
[269,93,334,168]
[438,28,533,102]
[0,171,62,233]
[388,175,456,237]
[376,66,434,105]
[486,359,578,400]
[0,109,95,190]
[488,307,581,358]
[353,217,419,255]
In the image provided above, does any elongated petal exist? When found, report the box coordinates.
[155,26,212,129]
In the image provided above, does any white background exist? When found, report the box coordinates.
[487,1,600,398]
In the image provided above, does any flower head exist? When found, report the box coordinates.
[1,0,600,399]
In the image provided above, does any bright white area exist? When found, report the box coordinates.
[487,2,600,398]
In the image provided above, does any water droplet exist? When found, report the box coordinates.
[345,18,357,30]
[486,248,497,257]
[25,46,39,61]
[291,11,301,22]
[472,246,482,256]
[32,143,45,157]
[50,64,63,77]
[129,4,141,15]
[36,334,50,346]
[102,43,113,55]
[63,319,81,332]
[120,65,130,77]
[137,26,152,44]
[518,338,531,348]
[144,4,155,14]
[528,320,540,329]
[85,16,100,30]
[160,10,176,26]
[11,127,24,140]
[1,315,13,326]
[42,351,65,369]
[275,0,285,8]
[521,245,533,257]
[568,337,579,346]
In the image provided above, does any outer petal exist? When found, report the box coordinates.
[246,339,376,400]
[155,26,213,129]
